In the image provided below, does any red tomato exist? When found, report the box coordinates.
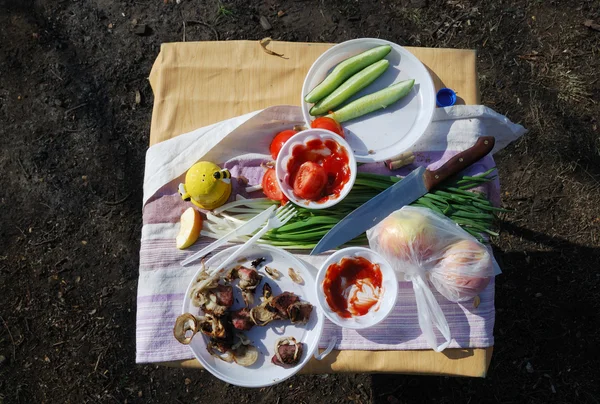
[293,161,328,200]
[310,117,344,138]
[262,168,286,201]
[269,129,297,160]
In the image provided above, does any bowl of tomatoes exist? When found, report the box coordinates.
[274,128,357,209]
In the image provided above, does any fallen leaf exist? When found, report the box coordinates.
[259,37,288,59]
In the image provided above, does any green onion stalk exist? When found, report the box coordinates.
[204,168,508,249]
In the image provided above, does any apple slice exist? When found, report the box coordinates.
[176,207,202,249]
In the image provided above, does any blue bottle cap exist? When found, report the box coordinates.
[436,88,457,107]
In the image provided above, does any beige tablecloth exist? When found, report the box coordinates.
[147,40,492,377]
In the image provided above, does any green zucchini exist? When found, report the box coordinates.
[309,59,390,116]
[304,45,392,104]
[325,79,415,123]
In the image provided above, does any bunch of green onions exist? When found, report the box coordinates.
[201,168,506,249]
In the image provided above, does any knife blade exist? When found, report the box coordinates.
[310,136,495,255]
[181,204,276,266]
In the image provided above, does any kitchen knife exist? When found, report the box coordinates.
[181,204,276,266]
[310,136,495,255]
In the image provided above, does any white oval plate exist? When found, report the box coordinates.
[182,244,324,388]
[315,247,398,329]
[301,38,436,163]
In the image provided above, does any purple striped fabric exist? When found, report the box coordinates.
[136,151,497,363]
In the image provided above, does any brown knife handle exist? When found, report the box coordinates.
[423,136,495,190]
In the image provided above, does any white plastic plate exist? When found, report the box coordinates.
[302,38,436,163]
[182,244,324,388]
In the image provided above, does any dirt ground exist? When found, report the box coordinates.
[1,0,599,403]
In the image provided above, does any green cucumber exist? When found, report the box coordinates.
[325,79,415,123]
[309,59,390,116]
[304,45,392,104]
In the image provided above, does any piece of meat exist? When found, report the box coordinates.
[287,301,313,324]
[269,292,300,319]
[212,284,234,306]
[202,285,234,315]
[231,308,254,331]
[272,339,304,367]
[197,314,232,340]
[226,266,263,291]
[236,267,262,290]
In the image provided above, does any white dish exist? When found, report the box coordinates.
[301,38,436,163]
[315,247,398,329]
[275,128,357,210]
[182,244,324,388]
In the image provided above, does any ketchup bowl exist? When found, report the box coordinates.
[315,247,398,329]
[275,128,357,210]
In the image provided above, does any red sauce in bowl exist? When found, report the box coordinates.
[286,138,351,203]
[322,256,383,318]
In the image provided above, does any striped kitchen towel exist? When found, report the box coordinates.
[136,105,525,363]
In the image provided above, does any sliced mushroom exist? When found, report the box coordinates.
[242,290,255,307]
[231,332,252,350]
[249,304,281,326]
[192,267,220,293]
[190,269,221,307]
[190,288,207,308]
[262,283,273,301]
[207,341,234,363]
[232,345,259,367]
[264,266,281,280]
[288,267,304,284]
[173,313,200,345]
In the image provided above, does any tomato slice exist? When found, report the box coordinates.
[292,161,328,200]
[310,117,344,138]
[262,168,286,201]
[269,129,297,160]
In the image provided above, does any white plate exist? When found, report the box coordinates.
[182,244,324,388]
[301,38,436,163]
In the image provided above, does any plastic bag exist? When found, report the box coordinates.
[367,206,494,351]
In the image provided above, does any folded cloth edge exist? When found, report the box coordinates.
[143,105,527,207]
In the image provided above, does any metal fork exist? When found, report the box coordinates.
[209,203,297,274]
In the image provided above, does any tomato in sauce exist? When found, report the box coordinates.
[322,256,383,318]
[286,138,350,203]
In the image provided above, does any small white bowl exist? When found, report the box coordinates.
[315,247,398,329]
[275,128,357,210]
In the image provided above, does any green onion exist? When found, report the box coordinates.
[202,169,509,249]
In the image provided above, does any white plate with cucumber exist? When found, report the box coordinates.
[301,38,436,163]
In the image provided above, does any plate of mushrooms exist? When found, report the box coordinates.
[174,244,324,387]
